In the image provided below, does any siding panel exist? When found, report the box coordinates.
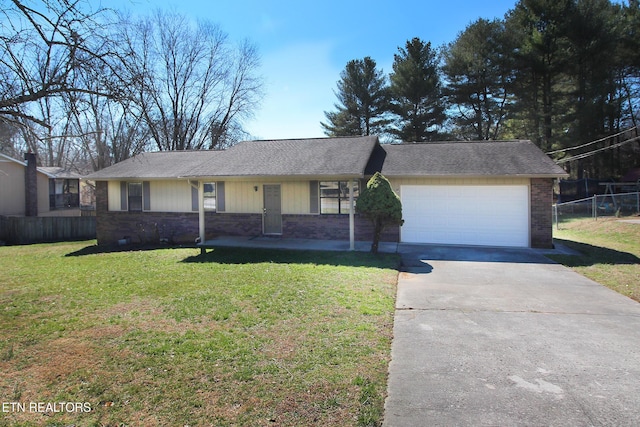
[107,181,121,211]
[0,161,26,215]
[37,173,50,214]
[282,182,309,214]
[150,180,193,212]
[389,177,530,196]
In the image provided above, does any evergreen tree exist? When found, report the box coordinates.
[565,0,624,176]
[506,0,574,152]
[389,38,446,142]
[619,0,640,129]
[505,0,634,177]
[442,19,516,140]
[321,57,390,137]
[355,172,403,254]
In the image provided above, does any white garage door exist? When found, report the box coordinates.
[401,185,530,247]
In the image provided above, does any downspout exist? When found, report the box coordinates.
[349,179,355,251]
[188,179,205,244]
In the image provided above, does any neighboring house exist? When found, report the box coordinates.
[87,136,568,249]
[39,167,82,210]
[38,167,95,212]
[0,152,52,216]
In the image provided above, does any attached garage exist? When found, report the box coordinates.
[379,141,568,248]
[400,185,530,247]
[91,137,568,249]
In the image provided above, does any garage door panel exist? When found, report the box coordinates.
[400,185,529,247]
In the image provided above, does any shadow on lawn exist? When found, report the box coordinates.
[65,243,195,257]
[66,243,400,269]
[549,238,640,267]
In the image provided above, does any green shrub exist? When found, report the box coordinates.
[356,172,403,253]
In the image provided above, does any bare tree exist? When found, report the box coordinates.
[1,2,262,169]
[64,64,150,171]
[0,121,21,157]
[118,10,263,151]
[0,0,129,168]
[0,0,115,128]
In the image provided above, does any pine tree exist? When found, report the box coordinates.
[442,19,515,140]
[389,38,446,142]
[321,57,390,137]
[506,0,574,152]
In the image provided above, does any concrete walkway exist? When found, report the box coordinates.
[384,245,640,426]
[199,236,400,253]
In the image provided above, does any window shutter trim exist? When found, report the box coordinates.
[143,181,150,211]
[120,181,127,211]
[217,182,225,212]
[309,181,319,214]
[191,185,199,211]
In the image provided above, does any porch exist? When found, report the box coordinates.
[198,236,399,254]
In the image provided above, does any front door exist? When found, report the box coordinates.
[263,184,282,234]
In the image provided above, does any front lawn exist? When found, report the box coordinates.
[551,217,640,302]
[0,241,399,426]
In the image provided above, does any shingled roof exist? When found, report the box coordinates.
[186,135,378,178]
[87,137,567,180]
[379,140,567,177]
[38,167,84,179]
[86,150,223,180]
[87,136,379,180]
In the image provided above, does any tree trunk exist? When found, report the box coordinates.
[370,221,383,254]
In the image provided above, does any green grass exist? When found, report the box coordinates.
[0,241,399,426]
[551,217,640,302]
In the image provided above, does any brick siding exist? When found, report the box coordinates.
[95,182,399,244]
[96,210,197,244]
[283,214,399,242]
[206,213,263,238]
[530,178,554,248]
[96,179,552,248]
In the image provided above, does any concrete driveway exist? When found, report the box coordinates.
[384,245,640,427]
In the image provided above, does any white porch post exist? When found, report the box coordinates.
[198,180,205,244]
[349,179,355,251]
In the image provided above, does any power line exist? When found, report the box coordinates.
[555,135,640,164]
[546,125,639,155]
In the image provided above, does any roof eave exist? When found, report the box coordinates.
[178,173,366,181]
[0,153,57,178]
[88,175,187,181]
[382,173,569,179]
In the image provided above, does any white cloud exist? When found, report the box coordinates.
[246,41,340,140]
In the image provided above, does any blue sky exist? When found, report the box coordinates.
[106,0,518,140]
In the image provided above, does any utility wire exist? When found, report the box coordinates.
[546,125,639,155]
[555,135,640,164]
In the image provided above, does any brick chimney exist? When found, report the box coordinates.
[24,152,38,216]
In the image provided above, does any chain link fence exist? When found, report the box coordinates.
[553,192,640,229]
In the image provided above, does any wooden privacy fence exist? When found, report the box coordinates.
[0,216,96,245]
